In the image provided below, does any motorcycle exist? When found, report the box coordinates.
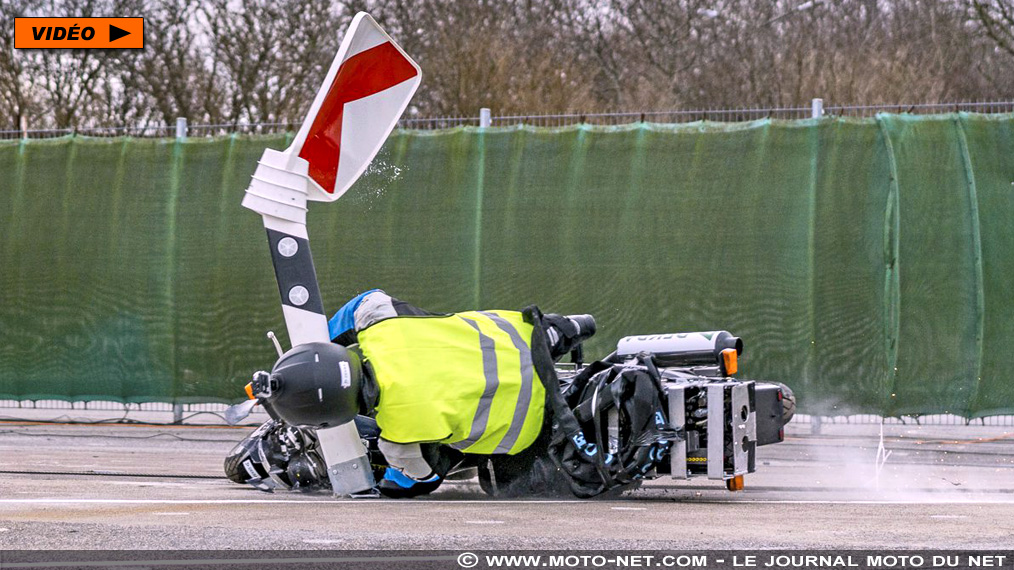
[224,314,795,497]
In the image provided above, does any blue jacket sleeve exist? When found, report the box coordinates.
[328,289,381,341]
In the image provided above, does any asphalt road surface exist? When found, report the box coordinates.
[1,412,1013,550]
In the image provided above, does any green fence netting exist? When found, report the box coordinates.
[1,113,1012,416]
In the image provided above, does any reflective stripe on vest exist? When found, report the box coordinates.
[451,316,499,450]
[480,311,535,454]
[358,310,545,455]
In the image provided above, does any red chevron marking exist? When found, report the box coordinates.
[299,41,418,194]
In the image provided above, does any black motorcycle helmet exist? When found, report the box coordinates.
[254,342,363,428]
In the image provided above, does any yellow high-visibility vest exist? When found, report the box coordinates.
[357,310,546,455]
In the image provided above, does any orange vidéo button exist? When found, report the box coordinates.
[14,17,143,49]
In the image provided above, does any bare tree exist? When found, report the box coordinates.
[969,0,1014,93]
[3,0,1013,128]
[0,0,38,130]
[344,0,599,115]
[29,0,143,128]
[203,0,344,124]
[113,0,225,126]
[971,0,1014,56]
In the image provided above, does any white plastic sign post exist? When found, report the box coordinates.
[240,12,421,496]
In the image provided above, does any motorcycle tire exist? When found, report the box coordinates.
[223,420,276,485]
[224,439,256,484]
[778,382,796,425]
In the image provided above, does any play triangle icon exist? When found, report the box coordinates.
[109,24,130,42]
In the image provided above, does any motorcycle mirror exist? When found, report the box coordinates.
[267,331,284,358]
[225,399,259,425]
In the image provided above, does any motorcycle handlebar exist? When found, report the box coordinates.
[565,314,596,343]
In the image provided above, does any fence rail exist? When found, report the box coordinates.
[1,400,1012,427]
[4,101,1014,140]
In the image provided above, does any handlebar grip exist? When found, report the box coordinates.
[565,314,596,341]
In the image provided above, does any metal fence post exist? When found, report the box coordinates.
[811,98,824,119]
[810,96,824,438]
[173,116,186,421]
[479,108,491,128]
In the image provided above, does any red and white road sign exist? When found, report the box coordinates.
[288,13,421,201]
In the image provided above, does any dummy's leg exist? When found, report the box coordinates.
[376,439,443,498]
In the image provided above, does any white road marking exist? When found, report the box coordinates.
[0,498,1012,506]
[103,481,190,487]
[0,555,455,568]
[705,499,1014,505]
[929,514,969,519]
[611,507,647,511]
[0,499,584,505]
[302,539,344,544]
